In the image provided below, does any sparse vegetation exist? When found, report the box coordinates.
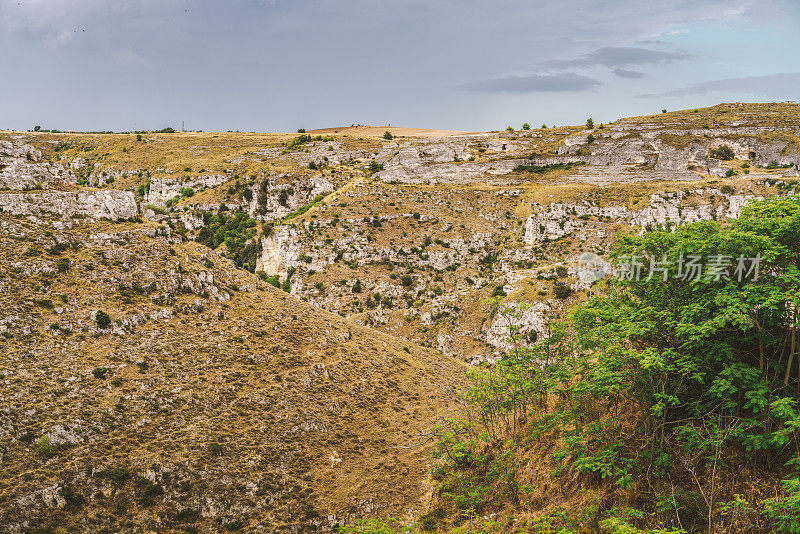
[711,144,735,160]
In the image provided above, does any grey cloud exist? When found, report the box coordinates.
[639,72,800,98]
[545,47,693,69]
[613,68,645,79]
[0,0,797,132]
[461,73,601,93]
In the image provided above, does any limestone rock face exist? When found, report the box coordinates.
[248,174,335,221]
[0,140,66,190]
[0,140,137,221]
[523,189,763,244]
[0,190,137,220]
[377,159,524,184]
[146,174,229,206]
[255,226,301,276]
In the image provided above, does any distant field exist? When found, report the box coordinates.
[306,125,474,138]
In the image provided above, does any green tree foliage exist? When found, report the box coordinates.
[196,209,261,272]
[95,310,111,329]
[367,161,384,174]
[286,133,333,150]
[383,131,393,140]
[432,196,800,532]
[513,161,583,174]
[711,145,735,160]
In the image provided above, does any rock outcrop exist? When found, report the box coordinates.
[0,140,137,221]
[0,190,137,220]
[0,140,67,190]
[523,189,763,244]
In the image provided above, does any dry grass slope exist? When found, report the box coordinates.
[0,214,466,533]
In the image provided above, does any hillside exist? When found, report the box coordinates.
[5,103,798,365]
[0,146,467,532]
[2,103,800,532]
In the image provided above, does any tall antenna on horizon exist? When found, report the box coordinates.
[182,120,185,132]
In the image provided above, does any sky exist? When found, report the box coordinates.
[1,0,799,132]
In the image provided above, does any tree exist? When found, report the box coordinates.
[711,145,735,161]
[569,197,800,528]
[587,133,595,144]
[506,126,514,132]
[522,123,531,130]
[297,128,306,133]
[431,196,800,531]
[33,125,41,132]
[586,118,594,129]
[383,131,393,140]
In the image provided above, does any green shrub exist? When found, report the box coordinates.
[93,367,108,379]
[36,436,53,457]
[492,284,507,297]
[283,193,328,221]
[514,161,583,174]
[95,310,111,329]
[258,272,280,288]
[553,281,572,299]
[196,209,260,272]
[383,131,393,140]
[710,145,735,160]
[56,257,70,272]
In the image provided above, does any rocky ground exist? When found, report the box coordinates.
[0,139,466,532]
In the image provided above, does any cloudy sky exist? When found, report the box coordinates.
[1,0,798,132]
